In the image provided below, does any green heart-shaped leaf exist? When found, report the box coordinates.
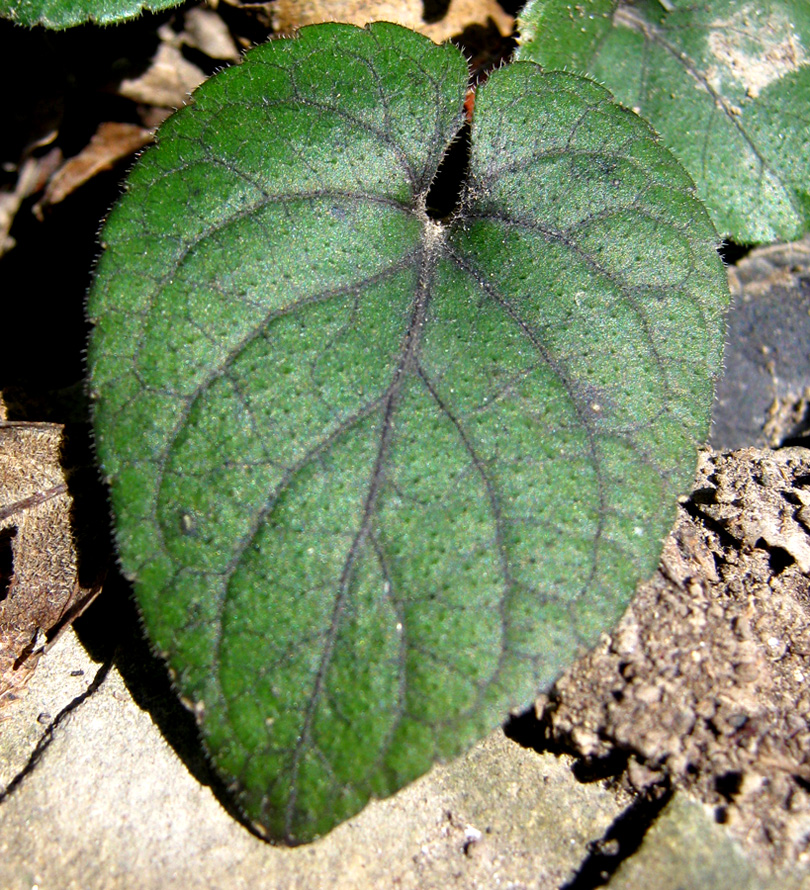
[0,0,182,28]
[517,0,810,244]
[87,22,728,843]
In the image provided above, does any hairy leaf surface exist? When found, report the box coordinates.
[0,0,181,28]
[87,22,728,842]
[517,0,810,244]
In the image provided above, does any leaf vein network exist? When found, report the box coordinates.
[442,243,607,607]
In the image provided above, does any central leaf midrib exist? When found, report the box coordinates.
[281,219,442,839]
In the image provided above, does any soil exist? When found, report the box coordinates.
[525,447,810,872]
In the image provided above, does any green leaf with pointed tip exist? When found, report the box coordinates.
[516,0,810,244]
[87,22,727,843]
[0,0,182,28]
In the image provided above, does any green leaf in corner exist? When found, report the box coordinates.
[516,0,810,244]
[86,22,728,843]
[0,0,182,29]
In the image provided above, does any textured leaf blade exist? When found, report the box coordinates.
[0,0,182,28]
[87,23,728,843]
[517,0,810,244]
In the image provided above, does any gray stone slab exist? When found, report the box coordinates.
[0,628,101,791]
[0,629,629,890]
[607,791,810,890]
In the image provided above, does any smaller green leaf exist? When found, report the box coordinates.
[517,0,810,244]
[0,0,182,29]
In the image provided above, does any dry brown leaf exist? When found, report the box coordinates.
[0,400,101,714]
[0,147,62,257]
[183,7,241,60]
[272,0,514,43]
[37,122,153,211]
[118,41,207,108]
